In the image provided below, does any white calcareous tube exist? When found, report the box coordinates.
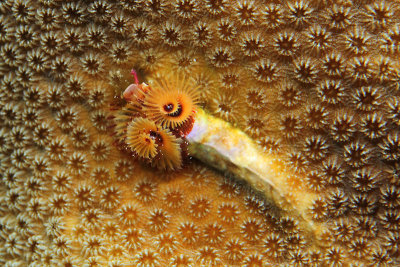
[187,108,326,243]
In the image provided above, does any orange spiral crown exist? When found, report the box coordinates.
[112,70,199,170]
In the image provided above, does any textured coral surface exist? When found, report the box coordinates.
[1,0,400,266]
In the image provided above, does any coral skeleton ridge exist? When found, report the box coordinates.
[1,0,400,266]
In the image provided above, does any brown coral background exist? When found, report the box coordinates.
[1,0,400,266]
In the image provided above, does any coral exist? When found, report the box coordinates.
[380,184,400,209]
[160,20,184,47]
[304,105,329,130]
[67,152,89,175]
[343,140,372,168]
[263,233,285,259]
[327,188,349,218]
[26,198,47,220]
[279,114,303,139]
[332,218,354,243]
[118,204,142,226]
[251,59,281,84]
[189,196,211,219]
[369,247,393,266]
[362,1,394,31]
[240,218,264,242]
[289,249,309,266]
[305,25,331,53]
[344,26,371,55]
[208,46,234,68]
[61,2,86,26]
[303,135,329,161]
[63,27,86,54]
[330,112,356,142]
[321,52,346,77]
[48,194,70,216]
[99,186,121,210]
[203,222,225,245]
[86,24,108,50]
[148,208,170,232]
[91,110,109,132]
[178,221,200,244]
[324,246,345,266]
[287,1,314,29]
[45,83,66,110]
[91,139,111,161]
[122,228,145,251]
[46,137,68,161]
[82,235,105,257]
[351,167,379,193]
[191,20,213,48]
[239,31,265,58]
[208,91,243,124]
[131,19,155,48]
[109,41,132,64]
[316,79,345,106]
[81,52,104,76]
[197,246,221,266]
[1,0,399,266]
[273,31,299,57]
[305,171,326,192]
[243,113,267,137]
[55,107,78,131]
[155,232,177,255]
[16,25,37,49]
[174,0,199,21]
[325,4,353,31]
[40,31,62,57]
[292,57,319,84]
[233,0,259,26]
[381,25,400,54]
[215,18,237,42]
[70,125,90,148]
[217,202,239,223]
[74,184,95,209]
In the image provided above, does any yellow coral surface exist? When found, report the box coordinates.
[1,0,400,266]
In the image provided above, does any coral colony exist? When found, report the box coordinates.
[1,0,400,266]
